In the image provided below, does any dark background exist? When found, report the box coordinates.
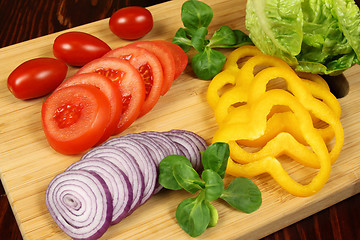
[1,0,360,239]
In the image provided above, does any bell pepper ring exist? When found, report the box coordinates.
[207,45,262,110]
[207,46,344,197]
[212,90,332,197]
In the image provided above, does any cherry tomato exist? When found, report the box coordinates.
[109,6,153,40]
[104,45,164,117]
[76,57,146,134]
[53,31,111,67]
[154,40,188,80]
[42,84,111,154]
[128,41,176,95]
[7,58,68,100]
[56,73,123,144]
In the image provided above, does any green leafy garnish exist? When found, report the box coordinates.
[172,0,253,80]
[158,142,262,237]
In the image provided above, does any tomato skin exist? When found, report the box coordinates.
[7,58,68,100]
[76,57,146,134]
[109,7,153,40]
[53,31,111,66]
[56,73,123,144]
[128,41,176,95]
[104,46,164,117]
[154,40,188,80]
[42,84,111,155]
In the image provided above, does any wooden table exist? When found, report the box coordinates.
[1,0,359,239]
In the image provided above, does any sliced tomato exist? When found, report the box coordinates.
[76,57,145,134]
[154,40,188,80]
[127,41,175,95]
[42,84,111,154]
[104,45,164,117]
[56,73,122,144]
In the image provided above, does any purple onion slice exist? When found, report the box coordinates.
[139,131,182,156]
[66,157,132,224]
[167,129,208,152]
[45,170,112,240]
[81,146,144,214]
[162,131,202,171]
[121,133,168,166]
[120,133,168,194]
[103,137,157,204]
[166,129,208,171]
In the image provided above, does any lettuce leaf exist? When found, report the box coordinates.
[245,0,303,67]
[245,0,360,75]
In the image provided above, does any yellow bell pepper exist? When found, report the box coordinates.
[207,45,262,110]
[206,45,344,197]
[212,90,332,197]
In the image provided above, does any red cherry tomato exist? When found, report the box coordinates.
[53,31,111,67]
[104,45,164,117]
[128,41,176,95]
[42,84,111,154]
[76,57,146,134]
[7,58,68,100]
[109,6,153,40]
[56,73,123,144]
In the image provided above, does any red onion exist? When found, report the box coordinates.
[81,146,144,214]
[45,170,113,240]
[139,131,182,156]
[103,138,157,204]
[166,129,208,171]
[120,133,169,193]
[66,157,132,224]
[163,131,202,171]
[45,129,208,240]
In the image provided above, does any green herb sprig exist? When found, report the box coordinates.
[172,0,253,80]
[158,142,262,237]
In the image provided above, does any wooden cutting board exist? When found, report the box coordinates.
[1,0,359,239]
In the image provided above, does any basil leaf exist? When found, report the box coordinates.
[205,201,218,227]
[173,164,205,193]
[191,47,226,80]
[172,28,192,52]
[220,177,262,213]
[202,142,229,178]
[176,195,210,237]
[158,155,193,190]
[181,0,213,32]
[202,169,224,201]
[208,25,237,48]
[192,27,209,52]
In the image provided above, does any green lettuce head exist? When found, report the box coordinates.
[245,0,360,76]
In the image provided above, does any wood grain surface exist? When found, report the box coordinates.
[1,0,360,239]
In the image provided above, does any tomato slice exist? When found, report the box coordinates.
[104,45,164,117]
[56,73,122,144]
[42,84,111,154]
[127,41,175,95]
[154,40,188,80]
[76,57,145,134]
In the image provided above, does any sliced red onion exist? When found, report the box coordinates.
[120,133,169,194]
[167,129,208,152]
[162,131,202,171]
[121,133,168,166]
[66,157,132,224]
[45,170,112,240]
[103,138,157,204]
[139,131,182,156]
[166,129,208,171]
[81,146,144,214]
